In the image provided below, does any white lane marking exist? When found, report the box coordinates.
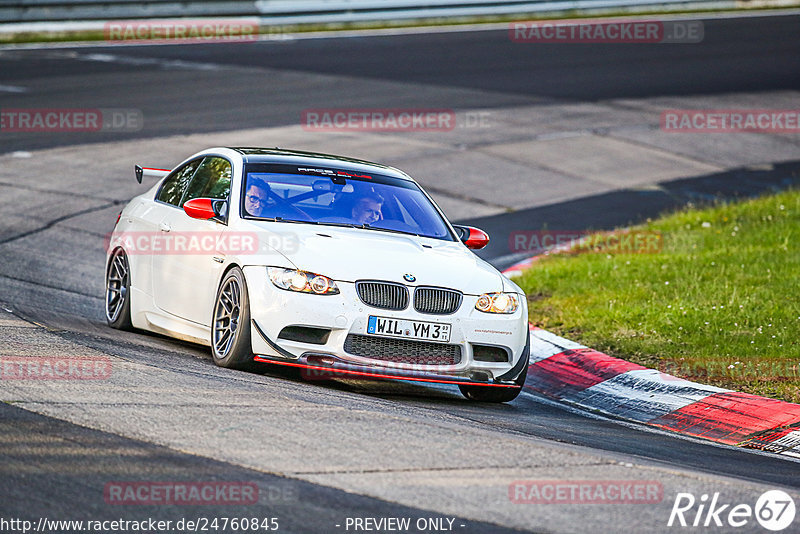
[769,431,800,458]
[530,328,587,351]
[0,84,27,93]
[75,52,222,71]
[623,368,732,392]
[528,331,566,363]
[570,370,725,422]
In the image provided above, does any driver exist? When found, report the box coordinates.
[351,193,383,225]
[244,178,273,217]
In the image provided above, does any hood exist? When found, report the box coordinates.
[238,221,504,294]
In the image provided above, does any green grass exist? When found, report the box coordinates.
[514,189,800,403]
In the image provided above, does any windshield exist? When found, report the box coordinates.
[241,163,455,241]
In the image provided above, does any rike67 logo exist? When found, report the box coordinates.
[668,490,796,531]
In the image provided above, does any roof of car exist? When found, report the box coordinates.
[228,147,412,180]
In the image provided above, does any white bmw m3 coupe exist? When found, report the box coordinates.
[105,147,530,402]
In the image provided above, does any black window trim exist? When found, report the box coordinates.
[154,154,234,225]
[154,157,203,208]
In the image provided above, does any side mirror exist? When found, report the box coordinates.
[454,225,490,250]
[183,198,227,221]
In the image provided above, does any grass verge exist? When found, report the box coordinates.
[514,189,800,403]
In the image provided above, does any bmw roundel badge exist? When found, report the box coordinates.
[403,273,416,282]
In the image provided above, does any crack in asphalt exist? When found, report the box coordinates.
[472,145,594,184]
[421,184,512,210]
[0,201,119,246]
[12,401,303,408]
[0,273,100,299]
[0,180,122,203]
[53,223,111,239]
[289,461,612,476]
[591,131,726,170]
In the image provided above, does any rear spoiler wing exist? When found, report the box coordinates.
[134,165,171,184]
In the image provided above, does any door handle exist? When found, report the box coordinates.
[159,222,171,232]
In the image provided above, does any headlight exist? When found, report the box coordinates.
[475,292,519,314]
[268,267,340,295]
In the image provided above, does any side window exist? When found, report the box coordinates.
[180,156,232,206]
[156,159,201,206]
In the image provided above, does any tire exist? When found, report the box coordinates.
[459,355,528,403]
[211,267,255,371]
[105,248,133,331]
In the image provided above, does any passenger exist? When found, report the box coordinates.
[351,193,383,225]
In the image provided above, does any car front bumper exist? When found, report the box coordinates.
[243,266,530,386]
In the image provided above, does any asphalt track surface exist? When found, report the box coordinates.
[1,12,800,533]
[1,14,799,153]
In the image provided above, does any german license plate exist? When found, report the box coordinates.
[367,316,451,342]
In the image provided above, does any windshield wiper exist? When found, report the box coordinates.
[363,226,421,237]
[252,218,423,237]
[314,222,359,228]
[316,222,423,237]
[252,217,313,224]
